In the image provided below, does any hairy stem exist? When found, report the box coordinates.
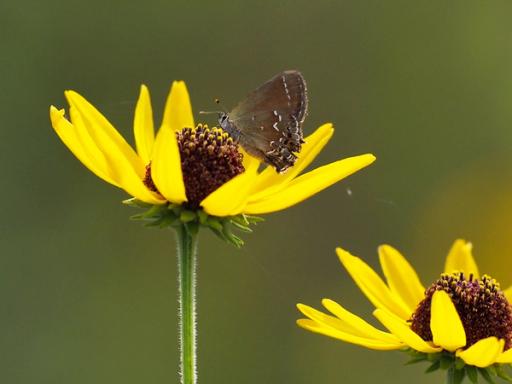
[176,226,198,384]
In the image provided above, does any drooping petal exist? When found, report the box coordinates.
[321,299,401,343]
[430,290,466,351]
[247,123,334,201]
[444,239,480,279]
[161,81,194,132]
[65,90,146,177]
[67,108,119,185]
[457,337,504,368]
[373,308,441,353]
[296,318,403,350]
[151,125,187,203]
[201,159,259,216]
[133,85,155,164]
[50,106,119,187]
[298,303,366,336]
[336,247,412,320]
[62,95,164,204]
[244,154,376,214]
[378,245,425,314]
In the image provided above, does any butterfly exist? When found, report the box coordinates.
[218,70,308,173]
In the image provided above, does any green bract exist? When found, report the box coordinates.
[124,198,263,248]
[405,349,512,384]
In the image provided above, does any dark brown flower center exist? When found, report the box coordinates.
[410,272,512,350]
[143,124,245,208]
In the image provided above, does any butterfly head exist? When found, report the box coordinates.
[218,112,242,143]
[218,113,229,126]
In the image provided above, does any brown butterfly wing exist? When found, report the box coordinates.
[228,70,308,172]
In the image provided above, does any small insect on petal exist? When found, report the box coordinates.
[219,70,308,173]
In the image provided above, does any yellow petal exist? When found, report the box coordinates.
[240,147,260,170]
[496,344,512,363]
[298,303,361,334]
[503,286,512,303]
[457,337,504,368]
[337,247,412,320]
[296,319,403,350]
[151,125,187,204]
[444,239,480,279]
[201,160,259,216]
[244,154,376,214]
[378,245,425,314]
[161,81,194,132]
[68,108,118,185]
[373,309,441,353]
[68,106,118,181]
[430,290,466,351]
[50,106,119,187]
[247,123,334,201]
[65,90,146,177]
[321,299,401,343]
[133,84,155,164]
[62,96,163,204]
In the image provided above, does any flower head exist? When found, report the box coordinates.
[297,240,512,382]
[50,81,375,245]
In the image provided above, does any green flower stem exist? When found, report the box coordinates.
[176,225,198,384]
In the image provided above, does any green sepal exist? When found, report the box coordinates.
[404,349,430,365]
[169,204,182,216]
[231,220,253,233]
[447,366,466,384]
[244,214,265,224]
[440,355,455,370]
[496,366,512,382]
[455,358,466,370]
[122,198,152,208]
[488,366,498,376]
[197,210,209,225]
[230,214,250,226]
[185,221,200,236]
[405,355,428,365]
[206,217,223,232]
[143,217,166,227]
[466,366,478,383]
[125,201,263,247]
[208,227,230,244]
[428,352,442,362]
[180,210,197,223]
[479,368,497,384]
[130,204,164,220]
[221,220,244,248]
[402,349,512,383]
[426,360,441,373]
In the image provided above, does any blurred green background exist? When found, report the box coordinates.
[3,0,512,383]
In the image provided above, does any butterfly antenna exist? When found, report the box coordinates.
[198,110,224,115]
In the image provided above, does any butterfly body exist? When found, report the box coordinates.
[219,70,308,173]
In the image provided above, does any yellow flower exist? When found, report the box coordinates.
[298,239,512,377]
[49,81,375,217]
